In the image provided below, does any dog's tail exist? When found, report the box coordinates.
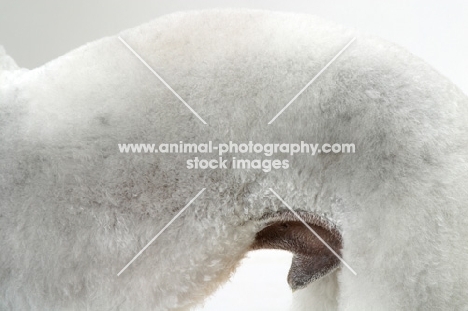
[0,45,28,91]
[0,45,20,73]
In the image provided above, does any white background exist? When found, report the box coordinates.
[1,1,467,310]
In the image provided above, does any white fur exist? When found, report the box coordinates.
[1,9,468,310]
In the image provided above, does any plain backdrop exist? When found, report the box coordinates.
[1,1,467,310]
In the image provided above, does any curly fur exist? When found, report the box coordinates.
[1,9,468,310]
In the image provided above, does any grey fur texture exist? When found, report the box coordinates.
[1,9,468,310]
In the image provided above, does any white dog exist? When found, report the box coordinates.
[1,9,467,310]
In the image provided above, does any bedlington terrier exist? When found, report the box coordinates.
[1,9,467,310]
